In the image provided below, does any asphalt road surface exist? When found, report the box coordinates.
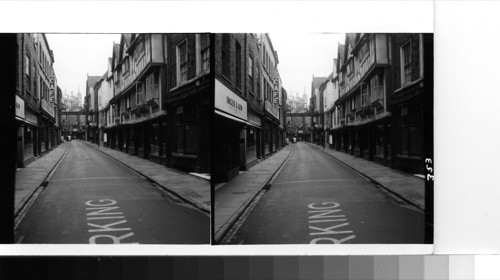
[15,140,209,244]
[226,142,425,244]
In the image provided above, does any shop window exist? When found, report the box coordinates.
[24,126,34,160]
[161,121,168,157]
[176,105,198,155]
[374,124,385,158]
[150,124,160,157]
[398,105,422,157]
[129,127,135,152]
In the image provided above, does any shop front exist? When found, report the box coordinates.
[212,78,248,183]
[264,100,280,157]
[169,96,209,173]
[245,110,262,169]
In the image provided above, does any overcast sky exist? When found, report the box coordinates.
[45,33,342,103]
[46,33,121,101]
[271,33,345,100]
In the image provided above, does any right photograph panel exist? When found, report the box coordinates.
[212,33,433,245]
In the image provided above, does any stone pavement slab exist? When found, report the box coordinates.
[15,143,69,216]
[214,145,294,242]
[82,141,210,213]
[311,143,426,210]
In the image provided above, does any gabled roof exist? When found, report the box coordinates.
[336,44,345,70]
[112,43,120,71]
[319,72,333,91]
[312,76,326,89]
[86,75,101,90]
[344,33,358,59]
[118,34,133,63]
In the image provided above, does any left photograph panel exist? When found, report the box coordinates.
[11,33,210,244]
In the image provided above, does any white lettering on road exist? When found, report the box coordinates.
[308,202,355,244]
[85,199,138,244]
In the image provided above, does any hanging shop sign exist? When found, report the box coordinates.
[273,78,280,105]
[265,100,279,121]
[215,78,247,121]
[15,96,25,119]
[49,77,55,104]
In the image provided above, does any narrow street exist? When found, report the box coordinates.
[15,140,209,244]
[226,142,424,244]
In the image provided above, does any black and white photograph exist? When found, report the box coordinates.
[213,33,433,245]
[9,33,211,244]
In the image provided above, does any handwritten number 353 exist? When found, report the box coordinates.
[425,158,434,181]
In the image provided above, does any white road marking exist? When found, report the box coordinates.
[51,176,137,182]
[307,202,356,244]
[85,199,137,244]
[273,178,365,185]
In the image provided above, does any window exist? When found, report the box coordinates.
[177,40,188,85]
[248,55,254,93]
[136,82,143,105]
[199,34,210,73]
[135,38,145,60]
[256,67,261,98]
[221,34,230,77]
[359,40,369,62]
[401,41,412,85]
[248,55,254,77]
[361,84,369,106]
[146,72,159,103]
[123,58,130,74]
[175,105,198,155]
[150,123,160,156]
[398,104,422,157]
[235,41,242,88]
[347,59,354,76]
[25,54,31,92]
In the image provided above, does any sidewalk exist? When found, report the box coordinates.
[311,143,426,211]
[15,142,69,217]
[214,145,294,242]
[82,141,210,213]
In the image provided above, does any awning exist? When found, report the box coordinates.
[215,109,246,125]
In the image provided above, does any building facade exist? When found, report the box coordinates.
[333,33,392,164]
[389,34,433,174]
[107,34,168,164]
[213,33,285,183]
[15,34,59,168]
[310,76,326,144]
[327,33,432,175]
[165,33,211,173]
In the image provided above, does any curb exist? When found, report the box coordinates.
[214,145,295,243]
[14,144,69,218]
[312,143,425,212]
[81,141,210,214]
